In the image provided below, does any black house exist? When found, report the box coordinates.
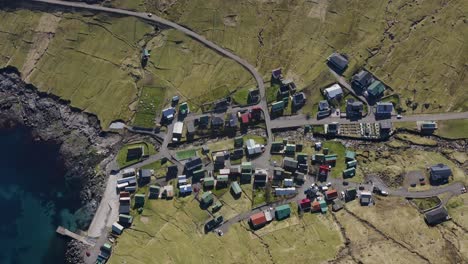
[184,157,203,172]
[211,116,224,129]
[167,164,178,179]
[346,99,363,119]
[429,164,452,184]
[424,207,449,225]
[127,147,143,161]
[351,70,373,92]
[327,53,349,73]
[225,113,238,129]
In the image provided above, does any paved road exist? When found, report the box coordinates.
[271,111,468,129]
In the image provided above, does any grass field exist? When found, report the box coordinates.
[395,133,438,146]
[133,85,166,128]
[108,194,342,264]
[323,141,346,178]
[434,119,468,139]
[175,148,198,160]
[141,159,173,178]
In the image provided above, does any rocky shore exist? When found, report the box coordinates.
[0,66,121,263]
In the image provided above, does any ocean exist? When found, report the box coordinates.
[0,125,90,264]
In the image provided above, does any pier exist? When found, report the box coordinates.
[56,226,96,247]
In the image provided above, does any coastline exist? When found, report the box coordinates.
[0,66,121,263]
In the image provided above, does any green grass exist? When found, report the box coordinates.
[116,142,154,168]
[412,197,440,211]
[133,86,166,128]
[141,159,173,178]
[175,149,198,160]
[243,135,267,145]
[322,141,346,178]
[395,133,438,146]
[434,119,468,139]
[206,139,234,153]
[231,86,251,105]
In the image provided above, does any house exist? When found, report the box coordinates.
[271,101,285,114]
[360,191,372,206]
[246,139,262,156]
[319,199,328,213]
[327,52,349,73]
[125,186,136,193]
[284,178,294,187]
[352,70,373,91]
[138,169,153,184]
[119,204,130,215]
[119,214,133,225]
[317,109,331,119]
[240,112,251,126]
[297,153,308,164]
[272,68,283,80]
[200,191,214,206]
[332,200,344,212]
[179,184,192,195]
[179,102,189,116]
[292,92,306,108]
[299,198,312,211]
[250,106,263,120]
[278,83,290,98]
[311,200,321,212]
[343,167,356,178]
[177,175,187,186]
[275,187,296,196]
[230,165,241,177]
[117,175,137,185]
[275,204,291,220]
[319,100,330,111]
[254,169,268,187]
[346,99,363,119]
[379,121,392,136]
[367,80,385,99]
[424,207,449,225]
[429,164,452,184]
[345,150,356,161]
[324,84,343,101]
[241,162,253,183]
[273,167,284,180]
[121,168,136,177]
[346,160,357,168]
[205,215,224,232]
[167,164,178,177]
[283,157,298,172]
[271,141,285,153]
[250,212,267,229]
[172,121,184,142]
[162,185,174,199]
[112,222,124,235]
[185,157,203,172]
[225,113,238,129]
[149,185,161,199]
[284,144,296,156]
[134,194,145,207]
[418,121,437,133]
[219,168,230,175]
[211,116,224,129]
[161,107,176,123]
[230,181,242,198]
[127,146,143,161]
[295,172,305,183]
[281,79,297,94]
[326,122,340,135]
[213,98,229,111]
[319,165,330,178]
[216,175,229,187]
[324,154,338,166]
[375,102,393,118]
[231,148,244,160]
[186,120,196,139]
[345,188,357,201]
[213,152,225,168]
[171,95,179,105]
[203,177,215,189]
[325,189,338,200]
[198,115,210,128]
[248,88,261,103]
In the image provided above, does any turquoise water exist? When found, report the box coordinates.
[0,126,89,264]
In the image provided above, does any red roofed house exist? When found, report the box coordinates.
[319,165,330,177]
[250,212,267,229]
[325,189,338,200]
[299,198,311,211]
[312,200,321,212]
[241,112,250,125]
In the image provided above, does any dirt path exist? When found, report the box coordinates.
[21,12,61,82]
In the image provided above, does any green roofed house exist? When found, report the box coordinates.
[319,199,328,213]
[313,154,325,164]
[204,177,215,188]
[297,153,308,164]
[271,101,285,113]
[201,191,214,205]
[179,102,189,115]
[275,204,291,220]
[241,162,253,173]
[217,175,229,188]
[367,80,385,98]
[134,194,145,207]
[119,214,133,225]
[347,160,357,168]
[345,188,357,201]
[324,154,338,166]
[343,167,356,178]
[345,150,356,161]
[234,136,244,148]
[285,144,296,155]
[149,185,161,199]
[231,181,242,198]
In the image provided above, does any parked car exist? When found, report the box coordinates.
[147,13,153,17]
[343,181,349,186]
[326,182,332,187]
[461,187,466,194]
[380,190,389,196]
[397,114,402,119]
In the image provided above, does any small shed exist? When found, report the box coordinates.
[203,177,215,188]
[250,212,267,229]
[346,160,357,168]
[134,194,145,207]
[231,181,242,197]
[112,222,124,235]
[343,168,356,178]
[345,150,356,161]
[275,204,291,220]
[319,200,328,213]
[201,191,214,205]
[299,198,311,211]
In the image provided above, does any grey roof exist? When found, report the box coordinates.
[352,70,373,88]
[376,102,393,114]
[430,164,452,180]
[380,121,392,130]
[319,100,330,111]
[162,108,175,118]
[328,53,349,70]
[324,84,343,100]
[292,92,306,105]
[211,116,224,126]
[185,157,202,171]
[139,169,152,178]
[425,207,448,225]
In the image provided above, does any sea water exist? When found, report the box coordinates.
[0,125,89,264]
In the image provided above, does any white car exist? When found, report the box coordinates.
[326,182,332,187]
[381,190,389,196]
[147,13,153,17]
[396,114,402,119]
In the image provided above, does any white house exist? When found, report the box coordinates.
[324,84,343,101]
[246,139,262,156]
[173,122,184,142]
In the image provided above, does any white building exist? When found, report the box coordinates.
[172,121,184,142]
[275,187,296,196]
[283,178,294,187]
[246,139,262,156]
[121,168,136,177]
[324,84,343,101]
